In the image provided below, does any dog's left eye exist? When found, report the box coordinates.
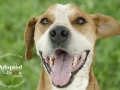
[76,17,86,25]
[40,18,48,25]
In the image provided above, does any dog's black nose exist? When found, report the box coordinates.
[49,26,69,44]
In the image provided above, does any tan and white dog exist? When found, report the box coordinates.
[24,4,120,90]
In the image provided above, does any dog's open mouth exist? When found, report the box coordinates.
[39,49,90,88]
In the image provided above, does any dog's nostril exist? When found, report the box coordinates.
[61,30,68,37]
[50,30,56,37]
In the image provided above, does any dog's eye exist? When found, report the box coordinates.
[41,18,48,25]
[76,17,86,25]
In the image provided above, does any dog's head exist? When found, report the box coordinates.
[24,4,120,88]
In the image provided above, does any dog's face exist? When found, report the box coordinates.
[35,4,95,87]
[24,4,120,88]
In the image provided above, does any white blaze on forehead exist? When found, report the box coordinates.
[54,4,71,23]
[54,4,81,22]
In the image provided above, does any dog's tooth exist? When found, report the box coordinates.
[72,57,77,68]
[50,56,54,68]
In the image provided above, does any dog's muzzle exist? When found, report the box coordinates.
[39,26,90,88]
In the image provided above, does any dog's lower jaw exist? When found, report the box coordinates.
[37,54,99,90]
[51,54,93,90]
[52,72,89,90]
[52,78,89,90]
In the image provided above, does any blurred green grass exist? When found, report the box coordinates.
[0,0,120,90]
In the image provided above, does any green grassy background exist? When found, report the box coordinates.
[0,0,120,90]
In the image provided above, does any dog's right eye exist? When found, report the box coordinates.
[40,18,48,25]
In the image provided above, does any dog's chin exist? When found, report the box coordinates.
[39,49,90,88]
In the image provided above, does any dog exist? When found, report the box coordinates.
[24,4,120,90]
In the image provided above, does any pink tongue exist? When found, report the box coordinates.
[51,50,73,86]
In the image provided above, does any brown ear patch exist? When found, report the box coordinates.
[24,17,38,60]
[91,14,120,39]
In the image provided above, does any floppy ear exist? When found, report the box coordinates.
[91,14,120,39]
[24,17,38,60]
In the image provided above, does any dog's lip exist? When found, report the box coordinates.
[39,49,90,87]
